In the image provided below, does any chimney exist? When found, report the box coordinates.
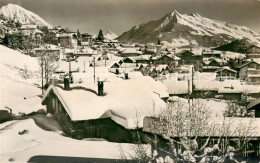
[64,76,70,90]
[98,81,104,96]
[124,73,129,79]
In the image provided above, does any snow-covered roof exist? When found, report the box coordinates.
[247,98,260,110]
[74,48,98,55]
[55,61,79,73]
[218,80,243,94]
[215,66,237,73]
[56,33,74,38]
[42,76,168,129]
[120,48,142,55]
[20,24,37,29]
[134,55,151,61]
[34,44,59,51]
[163,80,190,95]
[194,79,242,94]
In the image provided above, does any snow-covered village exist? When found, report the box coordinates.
[0,1,260,162]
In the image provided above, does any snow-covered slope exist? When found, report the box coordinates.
[0,4,52,27]
[118,10,260,47]
[104,31,118,40]
[0,45,44,114]
[0,119,145,162]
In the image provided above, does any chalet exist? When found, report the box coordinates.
[73,48,98,57]
[202,50,221,58]
[246,45,260,54]
[143,116,260,157]
[137,63,149,71]
[33,44,60,59]
[246,45,260,59]
[215,66,237,80]
[150,65,170,74]
[153,54,180,68]
[57,33,77,48]
[247,98,260,117]
[20,24,37,36]
[41,76,168,142]
[119,48,142,57]
[81,33,93,46]
[176,50,203,71]
[194,79,242,100]
[203,58,227,72]
[239,61,260,84]
[122,57,135,63]
[134,55,152,64]
[109,62,121,74]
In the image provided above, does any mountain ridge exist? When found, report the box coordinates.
[117,10,260,48]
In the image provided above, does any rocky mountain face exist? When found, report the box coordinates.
[117,10,260,48]
[0,4,52,28]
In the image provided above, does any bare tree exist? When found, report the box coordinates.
[224,92,254,117]
[144,99,257,162]
[37,45,59,94]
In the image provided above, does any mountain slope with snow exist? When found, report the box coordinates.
[104,31,118,40]
[0,4,52,27]
[0,45,44,114]
[118,10,260,47]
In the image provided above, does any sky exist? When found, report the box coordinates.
[0,0,259,35]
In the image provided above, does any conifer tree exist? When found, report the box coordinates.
[97,29,104,42]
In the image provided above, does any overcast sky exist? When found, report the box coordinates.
[0,0,259,35]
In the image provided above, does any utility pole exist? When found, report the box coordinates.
[41,55,44,95]
[83,61,85,72]
[69,59,71,73]
[93,56,96,83]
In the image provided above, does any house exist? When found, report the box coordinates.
[41,76,168,142]
[247,98,260,117]
[20,24,37,36]
[81,33,93,46]
[215,66,237,80]
[134,55,152,64]
[33,44,60,59]
[73,47,98,57]
[202,50,221,58]
[57,33,77,48]
[149,65,170,75]
[246,45,260,54]
[194,79,242,100]
[246,45,260,59]
[203,58,227,72]
[109,62,121,74]
[119,48,142,57]
[122,57,135,63]
[143,116,260,157]
[153,54,180,68]
[176,50,203,71]
[239,60,260,84]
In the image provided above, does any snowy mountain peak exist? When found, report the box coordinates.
[118,10,260,47]
[0,4,52,28]
[104,31,118,40]
[170,10,180,16]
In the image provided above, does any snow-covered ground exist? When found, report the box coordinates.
[0,119,144,162]
[0,45,44,114]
